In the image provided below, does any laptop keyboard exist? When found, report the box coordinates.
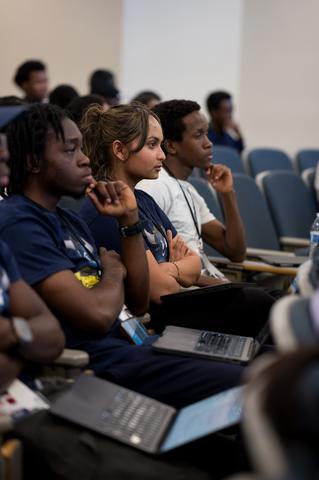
[195,332,246,358]
[99,389,173,450]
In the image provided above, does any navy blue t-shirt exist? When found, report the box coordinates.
[207,126,244,154]
[0,194,157,380]
[0,239,21,316]
[80,189,177,264]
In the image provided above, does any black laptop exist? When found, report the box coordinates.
[51,374,243,454]
[161,282,258,304]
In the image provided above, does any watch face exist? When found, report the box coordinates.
[12,317,34,344]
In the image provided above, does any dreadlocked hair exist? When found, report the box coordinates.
[81,102,160,181]
[4,103,66,196]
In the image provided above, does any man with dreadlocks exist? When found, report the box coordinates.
[0,103,243,405]
[0,104,248,480]
[0,102,247,479]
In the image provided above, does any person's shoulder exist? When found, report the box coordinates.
[0,195,57,232]
[0,195,35,231]
[136,188,168,219]
[135,188,166,214]
[137,170,173,195]
[135,188,157,204]
[183,179,204,201]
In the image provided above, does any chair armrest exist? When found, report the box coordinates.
[53,349,89,368]
[246,247,294,257]
[279,237,310,248]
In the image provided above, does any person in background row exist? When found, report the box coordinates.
[132,90,162,108]
[206,91,245,154]
[67,94,109,126]
[49,84,79,109]
[13,60,49,104]
[89,69,120,106]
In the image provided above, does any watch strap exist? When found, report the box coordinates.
[119,220,148,238]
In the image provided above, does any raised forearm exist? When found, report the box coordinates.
[90,270,126,329]
[119,214,150,315]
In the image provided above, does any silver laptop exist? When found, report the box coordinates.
[51,374,243,454]
[152,325,260,364]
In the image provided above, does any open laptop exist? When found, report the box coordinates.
[152,325,261,364]
[118,306,266,363]
[51,374,243,454]
[160,282,258,305]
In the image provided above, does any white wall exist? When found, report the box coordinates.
[0,0,122,97]
[239,0,319,154]
[121,0,243,113]
[1,0,318,155]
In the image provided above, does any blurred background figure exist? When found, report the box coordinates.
[49,84,79,109]
[131,90,161,108]
[206,90,245,154]
[67,94,109,126]
[89,69,120,106]
[13,60,49,104]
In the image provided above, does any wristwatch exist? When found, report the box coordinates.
[119,220,148,238]
[11,317,34,347]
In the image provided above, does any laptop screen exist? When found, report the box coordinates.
[160,385,244,452]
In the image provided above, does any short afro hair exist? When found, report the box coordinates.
[14,60,46,87]
[153,100,200,142]
[206,91,231,113]
[132,90,161,106]
[49,84,79,109]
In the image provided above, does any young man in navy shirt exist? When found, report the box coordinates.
[0,106,247,480]
[0,103,243,409]
[206,91,245,154]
